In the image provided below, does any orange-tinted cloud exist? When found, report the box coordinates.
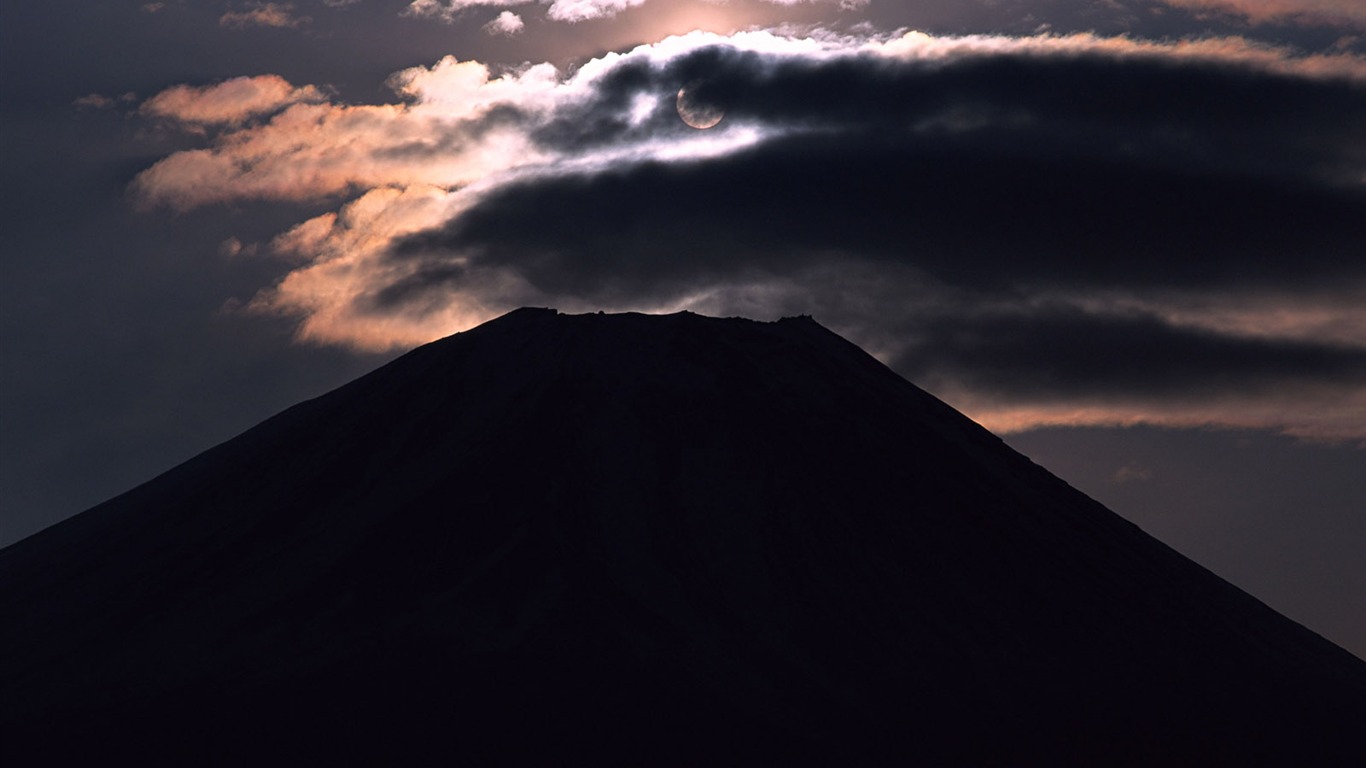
[250,185,488,350]
[959,389,1366,444]
[131,58,564,208]
[219,2,310,29]
[1162,0,1366,29]
[1065,290,1366,351]
[140,75,324,126]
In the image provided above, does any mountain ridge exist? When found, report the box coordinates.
[3,308,1363,765]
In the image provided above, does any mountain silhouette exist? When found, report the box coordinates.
[2,308,1363,765]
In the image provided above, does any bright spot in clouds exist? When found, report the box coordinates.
[483,11,525,35]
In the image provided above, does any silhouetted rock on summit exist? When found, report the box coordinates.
[2,308,1364,765]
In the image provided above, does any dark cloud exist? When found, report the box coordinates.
[396,132,1365,297]
[543,40,1365,158]
[889,304,1366,401]
[379,37,1366,436]
[400,44,1365,298]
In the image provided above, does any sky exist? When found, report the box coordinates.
[2,0,1363,657]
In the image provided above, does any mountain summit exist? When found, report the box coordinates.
[3,308,1363,765]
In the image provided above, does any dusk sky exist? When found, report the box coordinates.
[2,1,1363,657]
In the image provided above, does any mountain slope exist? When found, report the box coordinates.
[2,308,1363,765]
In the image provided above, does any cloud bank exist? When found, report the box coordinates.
[132,30,1366,440]
[1162,0,1366,29]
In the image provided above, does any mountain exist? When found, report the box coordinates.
[2,308,1363,765]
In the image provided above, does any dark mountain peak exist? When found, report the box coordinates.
[3,309,1364,766]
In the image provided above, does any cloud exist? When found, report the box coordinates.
[542,0,647,22]
[74,92,137,110]
[484,11,525,35]
[406,0,645,23]
[1111,463,1154,483]
[248,185,491,350]
[1161,0,1366,29]
[219,2,310,29]
[73,94,118,110]
[405,0,519,22]
[765,0,868,8]
[131,30,1366,439]
[131,57,564,208]
[882,302,1366,441]
[140,75,325,126]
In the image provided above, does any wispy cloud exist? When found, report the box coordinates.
[73,94,118,110]
[219,2,310,29]
[1162,0,1366,29]
[131,30,1366,440]
[1112,463,1153,483]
